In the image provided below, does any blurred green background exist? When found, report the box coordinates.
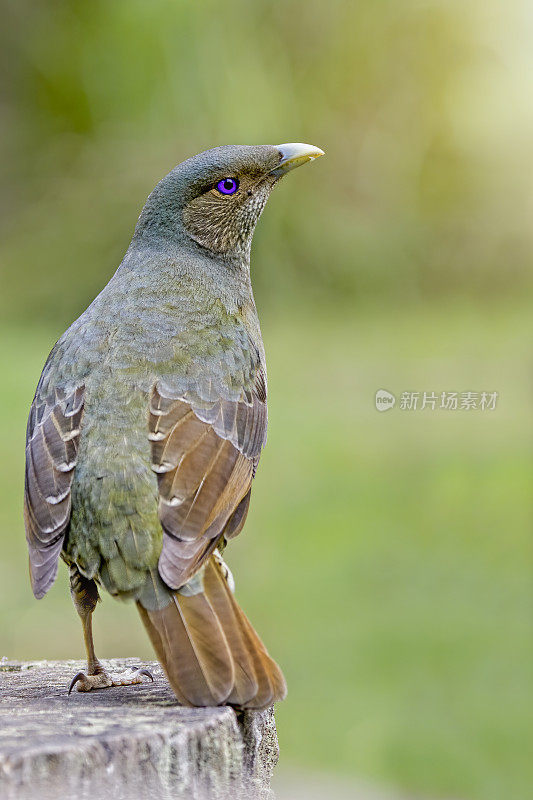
[0,1,531,799]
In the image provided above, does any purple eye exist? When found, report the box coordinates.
[216,177,239,195]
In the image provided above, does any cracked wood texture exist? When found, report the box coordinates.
[0,658,279,800]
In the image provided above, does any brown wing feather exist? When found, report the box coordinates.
[149,380,267,590]
[24,385,85,598]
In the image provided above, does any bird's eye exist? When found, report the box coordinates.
[216,177,239,195]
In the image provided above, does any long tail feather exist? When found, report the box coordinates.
[137,556,286,709]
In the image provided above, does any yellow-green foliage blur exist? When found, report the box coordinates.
[0,3,530,800]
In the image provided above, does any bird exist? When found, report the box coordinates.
[23,142,324,709]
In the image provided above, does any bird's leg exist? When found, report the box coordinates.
[68,565,153,694]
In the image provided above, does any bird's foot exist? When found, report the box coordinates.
[68,664,153,694]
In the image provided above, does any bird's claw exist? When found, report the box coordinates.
[67,665,154,694]
[129,666,154,682]
[68,671,87,695]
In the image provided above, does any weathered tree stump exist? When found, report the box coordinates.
[0,658,280,800]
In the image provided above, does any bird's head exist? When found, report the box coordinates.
[134,143,324,260]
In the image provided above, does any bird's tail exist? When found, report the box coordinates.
[136,555,286,709]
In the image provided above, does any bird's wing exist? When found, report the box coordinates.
[24,385,85,598]
[149,372,267,590]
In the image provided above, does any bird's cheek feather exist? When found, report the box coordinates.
[182,186,270,256]
[182,194,240,253]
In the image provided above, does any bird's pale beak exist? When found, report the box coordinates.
[271,143,325,176]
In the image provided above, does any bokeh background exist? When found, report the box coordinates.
[0,2,531,799]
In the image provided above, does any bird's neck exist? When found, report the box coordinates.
[104,236,256,323]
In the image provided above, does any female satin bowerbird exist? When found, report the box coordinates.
[23,142,324,708]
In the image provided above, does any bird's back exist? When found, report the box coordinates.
[33,250,264,600]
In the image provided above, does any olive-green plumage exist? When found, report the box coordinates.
[24,142,323,707]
